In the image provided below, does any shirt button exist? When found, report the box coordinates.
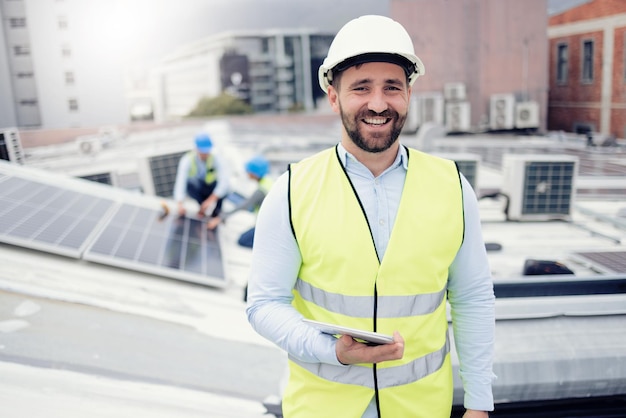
[379,219,384,226]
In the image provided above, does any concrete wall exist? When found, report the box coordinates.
[391,0,549,132]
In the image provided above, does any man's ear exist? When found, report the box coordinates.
[327,86,340,114]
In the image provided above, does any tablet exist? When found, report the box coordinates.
[303,319,394,345]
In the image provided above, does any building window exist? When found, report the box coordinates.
[16,71,34,78]
[582,39,594,82]
[622,33,626,81]
[261,38,269,53]
[556,43,568,84]
[68,98,79,111]
[58,16,68,30]
[13,45,30,56]
[19,99,38,106]
[61,45,71,58]
[65,71,75,85]
[9,18,26,28]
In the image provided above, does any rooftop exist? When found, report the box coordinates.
[2,113,626,415]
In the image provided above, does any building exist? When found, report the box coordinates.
[548,0,626,139]
[0,0,129,129]
[0,0,386,130]
[149,29,334,121]
[391,0,549,133]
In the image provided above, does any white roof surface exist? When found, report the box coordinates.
[2,115,626,414]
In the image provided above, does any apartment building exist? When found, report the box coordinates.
[0,0,129,129]
[150,29,334,121]
[548,0,626,138]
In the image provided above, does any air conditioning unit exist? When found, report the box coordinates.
[445,102,471,133]
[76,136,103,155]
[501,154,578,221]
[138,150,187,197]
[0,128,25,164]
[431,152,481,192]
[443,82,466,102]
[403,95,421,134]
[489,94,515,131]
[419,93,444,125]
[515,101,539,129]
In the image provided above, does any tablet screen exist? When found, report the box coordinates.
[303,319,394,345]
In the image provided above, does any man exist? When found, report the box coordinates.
[207,155,272,248]
[246,15,495,418]
[172,132,229,218]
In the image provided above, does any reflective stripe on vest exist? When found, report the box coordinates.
[187,151,216,184]
[289,332,450,389]
[294,278,446,318]
[285,146,463,417]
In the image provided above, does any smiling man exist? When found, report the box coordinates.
[246,15,495,418]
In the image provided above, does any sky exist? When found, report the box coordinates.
[110,0,389,68]
[547,0,591,15]
[111,0,588,69]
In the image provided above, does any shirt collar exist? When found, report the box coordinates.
[337,142,408,171]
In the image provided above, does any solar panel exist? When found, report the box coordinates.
[0,174,116,258]
[573,251,626,274]
[83,203,226,287]
[0,165,227,287]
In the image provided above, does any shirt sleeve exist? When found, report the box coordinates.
[173,154,191,202]
[447,175,496,412]
[221,188,266,221]
[246,172,342,366]
[212,153,231,199]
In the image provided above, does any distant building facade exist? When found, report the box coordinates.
[0,0,129,129]
[391,0,549,133]
[149,29,334,121]
[548,0,626,138]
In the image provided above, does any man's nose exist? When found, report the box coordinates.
[368,90,388,113]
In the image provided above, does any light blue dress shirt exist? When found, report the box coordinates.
[246,143,495,415]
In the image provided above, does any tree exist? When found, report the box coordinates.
[187,93,253,117]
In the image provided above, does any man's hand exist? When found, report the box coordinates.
[207,216,221,230]
[177,202,186,217]
[336,331,404,365]
[463,410,489,418]
[200,194,217,216]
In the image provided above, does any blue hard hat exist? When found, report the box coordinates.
[194,133,213,153]
[245,156,270,178]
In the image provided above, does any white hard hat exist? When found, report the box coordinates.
[318,15,425,93]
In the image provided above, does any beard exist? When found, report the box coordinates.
[339,106,406,153]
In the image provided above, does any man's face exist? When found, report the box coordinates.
[328,62,410,153]
[197,151,209,161]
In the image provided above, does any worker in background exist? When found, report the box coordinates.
[246,15,495,418]
[173,132,230,218]
[207,155,272,248]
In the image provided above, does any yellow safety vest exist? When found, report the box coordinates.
[285,146,464,418]
[256,177,273,212]
[187,151,216,184]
